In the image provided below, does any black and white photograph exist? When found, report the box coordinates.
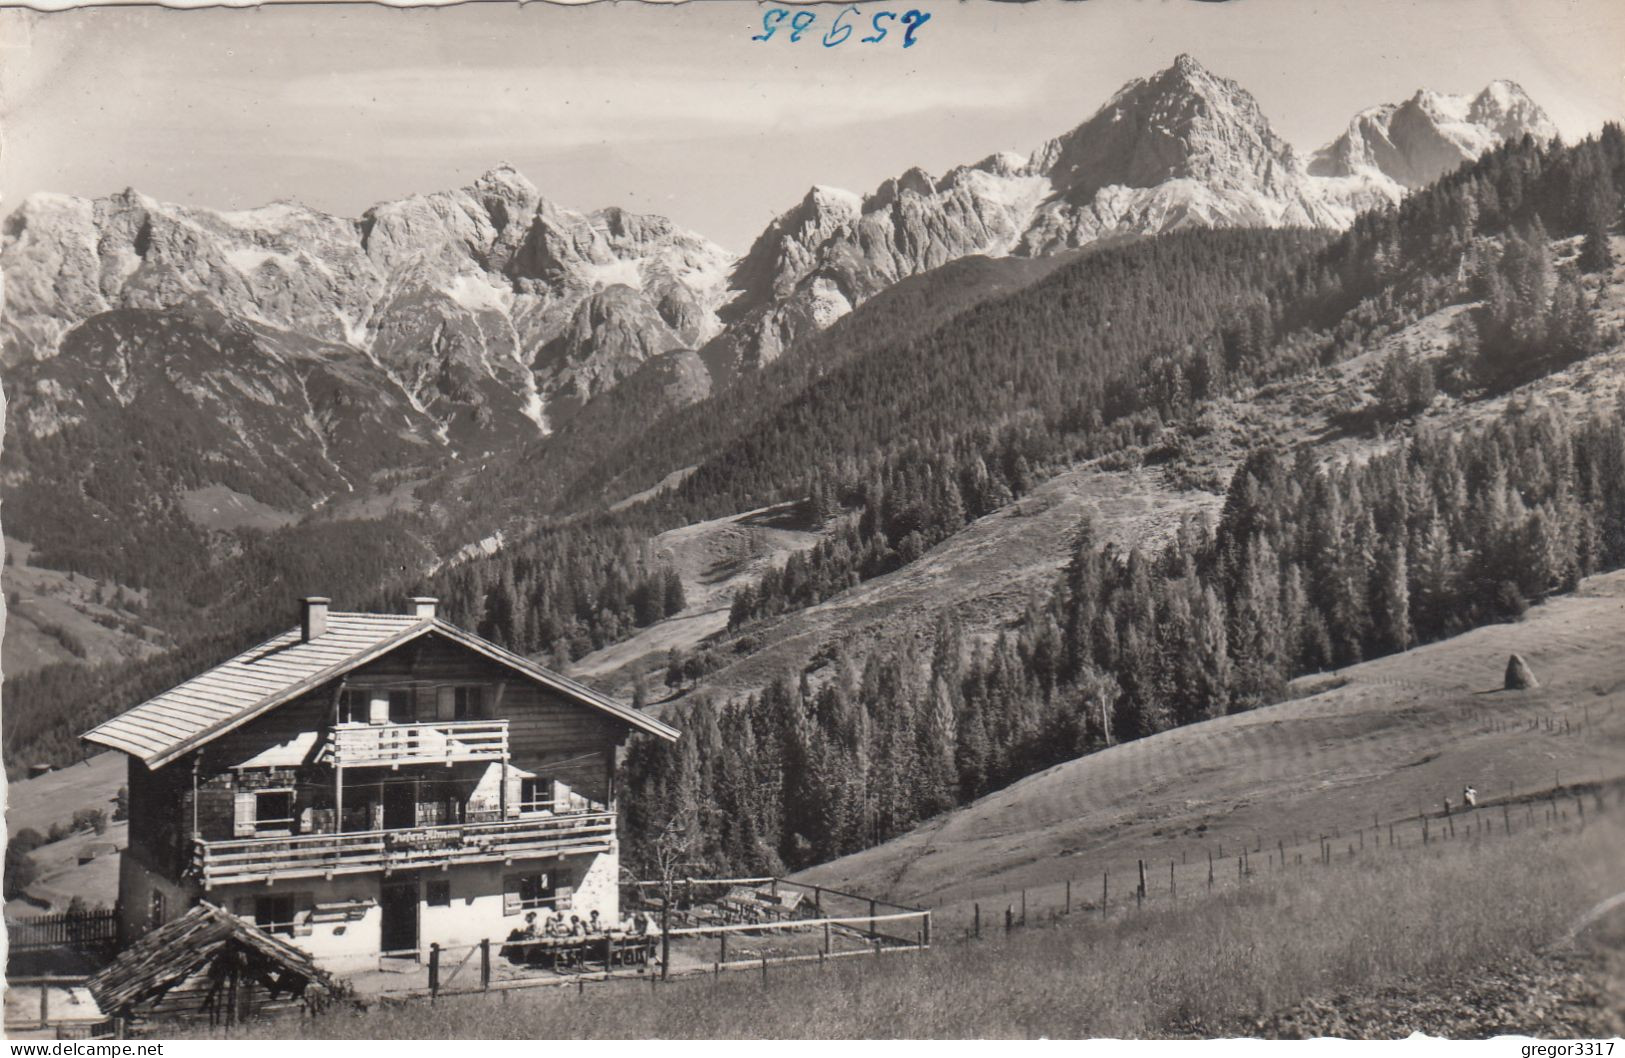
[2,0,1623,1042]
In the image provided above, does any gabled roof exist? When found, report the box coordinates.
[88,902,337,1014]
[83,612,679,769]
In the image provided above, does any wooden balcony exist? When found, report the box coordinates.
[192,812,616,887]
[328,719,508,768]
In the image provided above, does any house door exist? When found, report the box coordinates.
[383,779,416,829]
[380,879,419,955]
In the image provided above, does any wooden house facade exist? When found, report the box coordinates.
[84,597,679,974]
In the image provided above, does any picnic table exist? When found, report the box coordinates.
[499,931,658,972]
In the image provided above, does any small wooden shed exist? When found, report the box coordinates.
[87,903,342,1027]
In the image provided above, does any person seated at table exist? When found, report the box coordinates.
[501,920,531,964]
[569,914,587,937]
[632,911,650,935]
[543,912,567,938]
[521,911,540,938]
[588,910,604,934]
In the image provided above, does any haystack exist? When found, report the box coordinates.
[1504,653,1538,690]
[87,903,341,1026]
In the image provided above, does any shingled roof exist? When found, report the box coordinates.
[87,903,338,1017]
[83,611,679,769]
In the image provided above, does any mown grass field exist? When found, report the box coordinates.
[802,568,1625,925]
[185,799,1624,1039]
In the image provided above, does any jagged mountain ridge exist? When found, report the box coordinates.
[1310,80,1559,187]
[707,56,1556,378]
[1,167,733,438]
[0,56,1556,527]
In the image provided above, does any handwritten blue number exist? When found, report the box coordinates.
[823,5,858,47]
[900,9,931,47]
[788,10,816,41]
[753,8,788,41]
[861,11,894,43]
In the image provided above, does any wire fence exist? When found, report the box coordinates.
[942,776,1620,943]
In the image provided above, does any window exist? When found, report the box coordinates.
[426,880,451,907]
[518,778,550,814]
[254,790,295,834]
[502,872,554,915]
[454,686,484,720]
[255,894,297,936]
[388,689,412,722]
[435,685,486,721]
[338,688,369,725]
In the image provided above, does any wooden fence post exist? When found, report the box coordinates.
[1102,872,1109,917]
[720,930,728,967]
[1065,880,1072,915]
[1169,860,1175,900]
[870,899,878,939]
[974,903,981,939]
[1207,851,1214,891]
[1005,905,1014,933]
[923,911,931,947]
[428,943,441,999]
[662,899,672,980]
[480,938,491,991]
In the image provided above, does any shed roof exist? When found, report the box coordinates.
[87,903,336,1014]
[83,612,679,769]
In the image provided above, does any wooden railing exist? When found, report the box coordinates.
[193,812,616,886]
[5,909,119,953]
[329,719,508,767]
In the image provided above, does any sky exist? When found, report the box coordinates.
[2,0,1622,252]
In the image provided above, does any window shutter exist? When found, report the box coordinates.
[555,886,574,911]
[436,687,456,721]
[502,876,521,916]
[233,792,257,837]
[369,693,390,725]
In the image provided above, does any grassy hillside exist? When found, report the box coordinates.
[190,799,1625,1039]
[797,567,1625,916]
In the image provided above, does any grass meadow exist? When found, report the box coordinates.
[191,797,1625,1039]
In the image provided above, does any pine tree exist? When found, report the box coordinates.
[1370,536,1413,654]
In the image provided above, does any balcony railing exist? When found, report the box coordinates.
[193,812,617,887]
[329,719,509,768]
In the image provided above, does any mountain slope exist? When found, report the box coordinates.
[1311,81,1558,188]
[797,567,1625,912]
[0,168,732,436]
[702,57,1556,375]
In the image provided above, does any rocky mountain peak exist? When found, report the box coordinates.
[1310,80,1557,188]
[1038,53,1295,205]
[1468,80,1556,140]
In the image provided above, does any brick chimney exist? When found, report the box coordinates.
[411,596,438,620]
[300,596,330,643]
